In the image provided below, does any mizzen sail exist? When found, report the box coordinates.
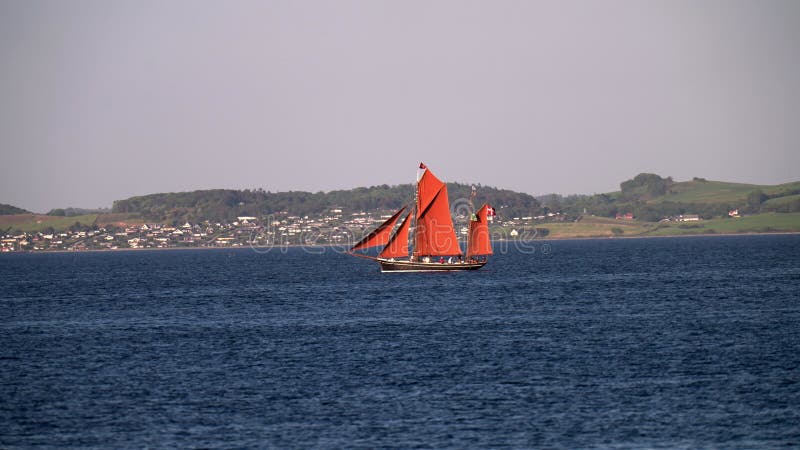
[466,203,494,258]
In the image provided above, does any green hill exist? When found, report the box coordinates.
[657,180,764,203]
[762,193,800,211]
[512,212,800,239]
[111,183,541,223]
[545,174,800,221]
[0,214,98,233]
[109,174,796,225]
[0,203,30,215]
[644,212,800,236]
[656,179,800,204]
[7,174,796,233]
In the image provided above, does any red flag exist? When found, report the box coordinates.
[419,162,427,169]
[487,206,496,216]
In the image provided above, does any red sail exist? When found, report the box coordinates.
[379,212,411,259]
[416,166,445,218]
[351,206,406,251]
[414,170,461,256]
[467,203,493,257]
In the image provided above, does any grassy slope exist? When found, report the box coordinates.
[762,193,800,209]
[543,222,650,238]
[655,180,800,204]
[96,213,145,226]
[514,216,652,239]
[657,180,760,203]
[0,212,146,232]
[643,212,800,236]
[0,214,98,233]
[764,181,800,196]
[532,213,800,239]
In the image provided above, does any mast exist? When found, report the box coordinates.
[411,163,424,259]
[465,185,477,253]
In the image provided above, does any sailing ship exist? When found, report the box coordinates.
[348,163,495,272]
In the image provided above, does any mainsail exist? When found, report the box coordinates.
[350,206,406,251]
[379,212,411,259]
[466,203,494,258]
[414,167,461,256]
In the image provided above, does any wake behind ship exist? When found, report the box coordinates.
[348,163,495,272]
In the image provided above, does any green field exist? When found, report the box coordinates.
[762,193,800,209]
[0,212,150,233]
[654,180,800,204]
[539,217,651,238]
[0,214,98,233]
[642,212,800,236]
[658,180,761,203]
[518,213,800,239]
[96,213,145,225]
[764,181,800,197]
[656,180,800,203]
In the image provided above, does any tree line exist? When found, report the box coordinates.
[94,173,800,224]
[110,184,542,223]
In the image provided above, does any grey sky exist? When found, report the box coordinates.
[2,0,799,212]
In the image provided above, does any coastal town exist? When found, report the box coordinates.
[0,209,548,253]
[3,202,795,253]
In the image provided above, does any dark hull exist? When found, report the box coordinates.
[378,259,486,272]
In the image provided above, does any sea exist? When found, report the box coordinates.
[1,234,799,448]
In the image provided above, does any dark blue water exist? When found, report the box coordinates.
[2,235,799,448]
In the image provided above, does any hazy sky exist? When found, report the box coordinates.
[2,0,799,212]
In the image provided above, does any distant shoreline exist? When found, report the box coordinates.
[3,230,799,255]
[533,230,800,242]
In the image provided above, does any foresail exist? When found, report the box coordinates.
[351,206,406,252]
[379,212,411,259]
